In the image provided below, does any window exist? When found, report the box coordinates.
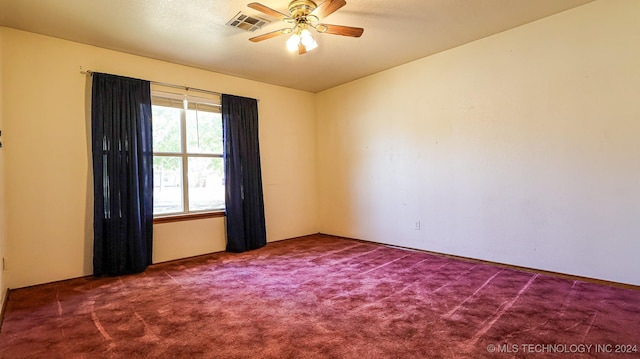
[151,91,224,216]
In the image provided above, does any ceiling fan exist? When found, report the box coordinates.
[248,0,364,54]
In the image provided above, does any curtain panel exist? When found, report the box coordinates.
[91,73,154,276]
[222,94,267,253]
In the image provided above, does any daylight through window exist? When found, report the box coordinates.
[152,91,224,216]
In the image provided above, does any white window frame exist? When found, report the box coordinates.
[151,90,224,220]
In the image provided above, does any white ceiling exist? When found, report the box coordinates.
[0,0,594,93]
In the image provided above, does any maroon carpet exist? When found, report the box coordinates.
[1,234,638,358]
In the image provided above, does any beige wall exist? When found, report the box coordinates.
[0,28,7,302]
[1,27,318,289]
[317,0,640,286]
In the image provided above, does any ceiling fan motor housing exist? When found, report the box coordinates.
[288,0,317,19]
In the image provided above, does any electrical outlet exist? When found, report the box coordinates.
[414,221,421,230]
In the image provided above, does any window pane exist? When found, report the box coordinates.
[153,156,184,214]
[152,105,182,153]
[186,109,222,154]
[188,157,224,211]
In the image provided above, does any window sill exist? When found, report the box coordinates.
[153,211,225,224]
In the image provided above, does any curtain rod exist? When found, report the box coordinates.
[80,69,252,100]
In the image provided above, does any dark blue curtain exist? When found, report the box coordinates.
[222,94,267,253]
[91,73,153,276]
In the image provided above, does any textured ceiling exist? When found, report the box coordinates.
[0,0,594,93]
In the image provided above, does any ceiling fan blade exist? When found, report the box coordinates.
[247,2,289,20]
[249,29,289,42]
[317,24,364,37]
[310,0,346,19]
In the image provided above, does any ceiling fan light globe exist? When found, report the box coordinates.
[305,38,318,52]
[286,34,301,51]
[300,29,314,47]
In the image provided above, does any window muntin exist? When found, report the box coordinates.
[152,92,224,216]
